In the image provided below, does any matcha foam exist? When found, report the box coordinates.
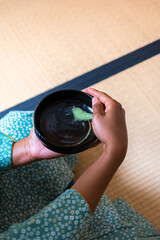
[72,107,93,121]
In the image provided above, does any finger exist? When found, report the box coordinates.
[92,97,104,115]
[87,88,113,105]
[82,88,89,94]
[90,139,101,148]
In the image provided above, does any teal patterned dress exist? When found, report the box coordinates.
[0,111,159,240]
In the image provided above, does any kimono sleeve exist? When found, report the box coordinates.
[0,189,91,240]
[0,111,33,171]
[0,132,14,171]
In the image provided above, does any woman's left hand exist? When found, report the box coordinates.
[27,128,64,161]
[12,127,64,168]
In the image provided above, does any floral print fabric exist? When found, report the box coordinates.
[0,111,78,233]
[2,189,91,240]
[0,132,14,170]
[0,111,159,239]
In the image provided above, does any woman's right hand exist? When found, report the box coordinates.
[84,88,128,162]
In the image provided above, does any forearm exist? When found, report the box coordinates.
[72,148,123,214]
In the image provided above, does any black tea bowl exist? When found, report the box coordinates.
[34,89,97,154]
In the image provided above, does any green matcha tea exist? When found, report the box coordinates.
[72,107,93,121]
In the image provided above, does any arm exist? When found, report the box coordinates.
[0,111,63,169]
[72,88,128,214]
[0,127,63,170]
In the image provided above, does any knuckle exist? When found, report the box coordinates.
[115,101,122,108]
[108,100,122,110]
[93,112,99,118]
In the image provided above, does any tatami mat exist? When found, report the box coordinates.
[0,0,160,232]
[0,0,160,111]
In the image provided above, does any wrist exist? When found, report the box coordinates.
[102,143,126,166]
[12,137,33,168]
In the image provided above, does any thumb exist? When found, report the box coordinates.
[92,97,104,115]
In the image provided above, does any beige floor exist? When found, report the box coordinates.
[0,0,159,111]
[0,0,160,231]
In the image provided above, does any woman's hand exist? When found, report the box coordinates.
[27,128,64,161]
[84,88,128,163]
[12,128,63,168]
